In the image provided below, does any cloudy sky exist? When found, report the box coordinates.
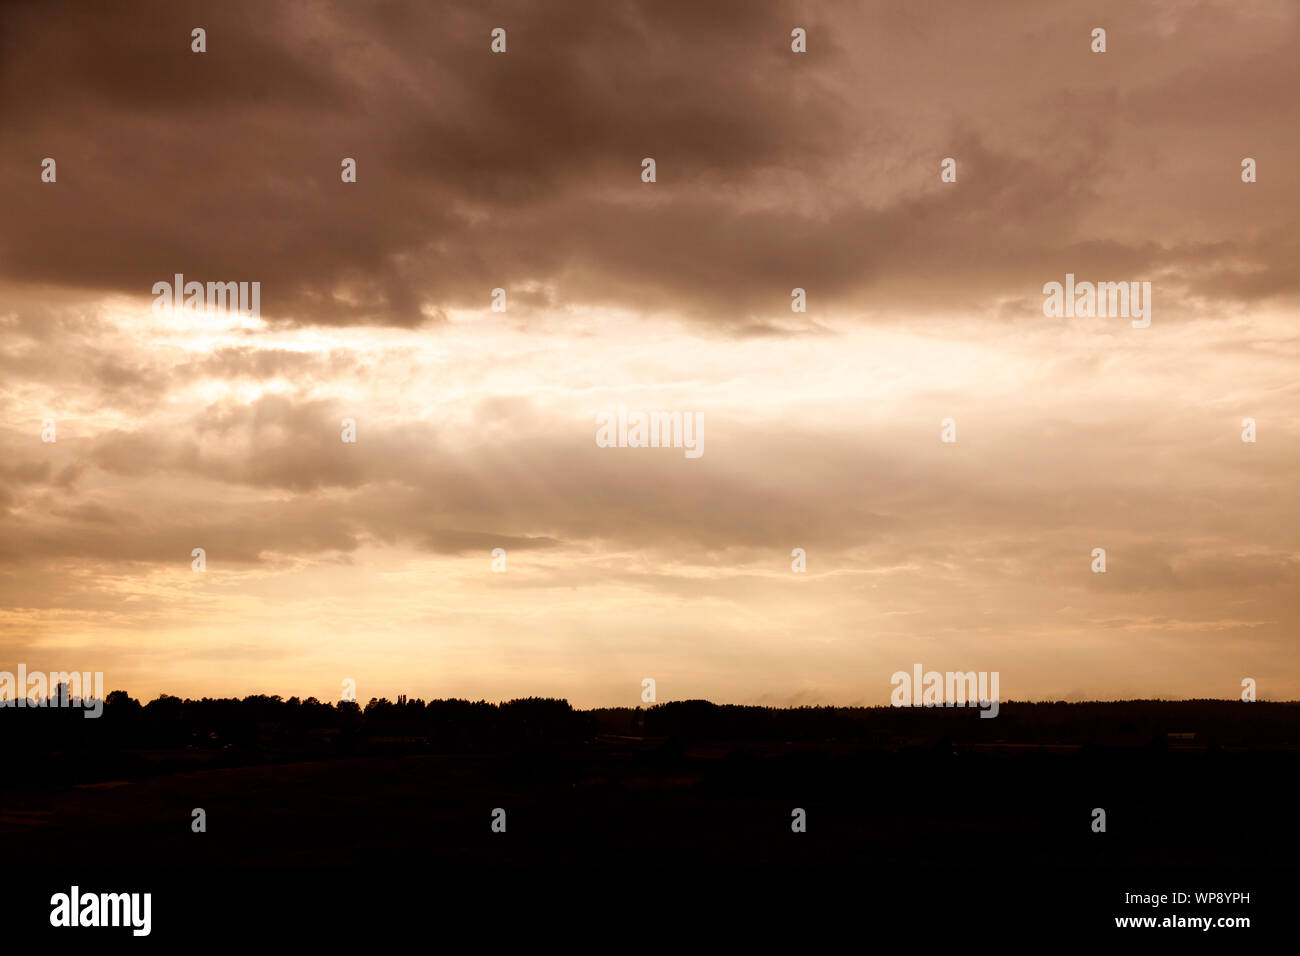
[1,0,1296,706]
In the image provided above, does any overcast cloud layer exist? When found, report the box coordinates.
[1,0,1297,705]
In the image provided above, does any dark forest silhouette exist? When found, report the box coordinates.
[4,691,1298,786]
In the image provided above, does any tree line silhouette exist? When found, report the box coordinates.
[4,690,1298,787]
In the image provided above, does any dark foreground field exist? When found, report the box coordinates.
[3,698,1296,941]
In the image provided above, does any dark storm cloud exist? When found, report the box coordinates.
[3,0,1294,329]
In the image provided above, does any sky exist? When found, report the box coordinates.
[1,0,1297,707]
